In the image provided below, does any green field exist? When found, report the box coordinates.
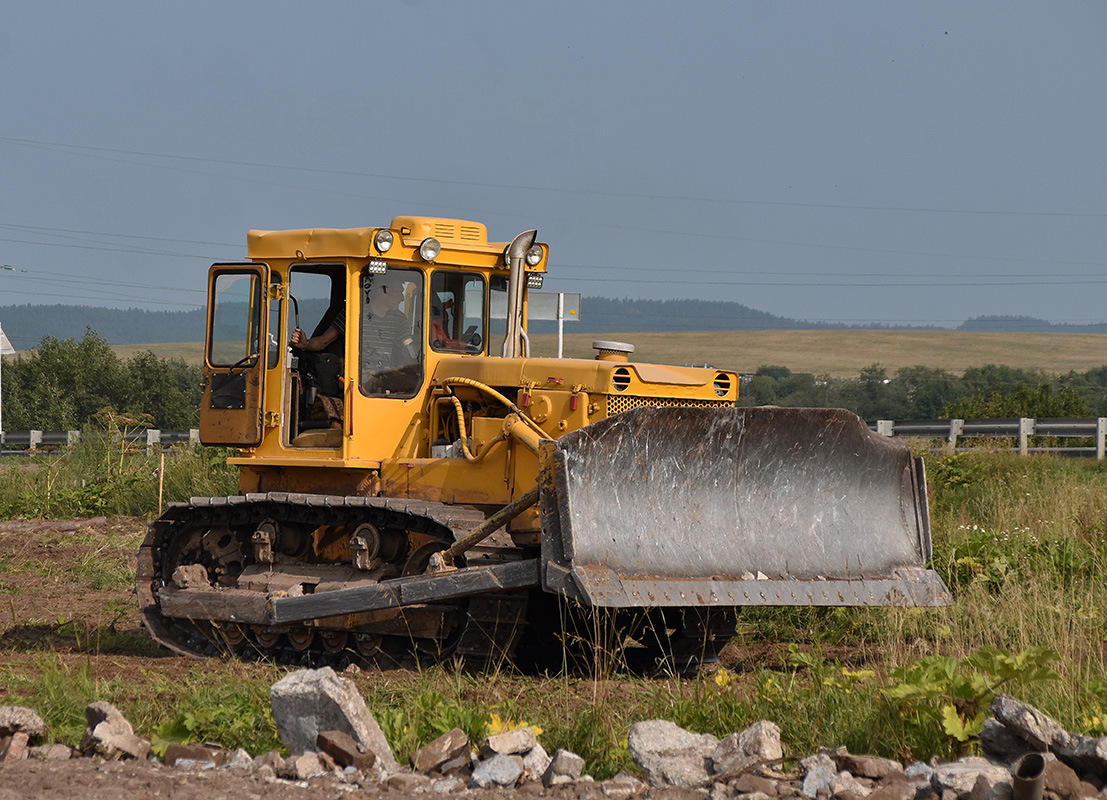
[100,329,1107,380]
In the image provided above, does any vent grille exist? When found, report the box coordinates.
[611,367,632,392]
[714,373,731,397]
[606,396,737,415]
[433,222,457,239]
[459,225,482,241]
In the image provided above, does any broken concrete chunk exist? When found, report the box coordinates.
[930,758,1011,797]
[413,727,470,774]
[279,752,327,780]
[0,706,46,740]
[800,752,837,798]
[164,742,226,768]
[544,748,585,787]
[480,726,537,757]
[522,741,552,780]
[628,719,719,788]
[834,753,905,781]
[79,701,150,761]
[269,667,398,774]
[470,752,524,788]
[317,728,376,772]
[711,720,784,775]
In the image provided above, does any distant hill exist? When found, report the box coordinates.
[957,315,1107,334]
[2,301,1103,351]
[0,305,204,351]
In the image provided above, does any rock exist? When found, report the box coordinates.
[280,752,327,780]
[992,694,1107,777]
[385,772,434,792]
[800,753,837,798]
[164,742,227,768]
[0,731,30,762]
[1042,756,1099,799]
[834,754,904,781]
[830,770,873,797]
[711,721,784,776]
[79,701,150,761]
[252,750,285,771]
[470,752,524,788]
[601,771,646,798]
[413,727,470,774]
[480,726,537,757]
[930,758,1011,797]
[864,774,913,800]
[732,773,778,795]
[432,775,466,793]
[523,741,552,781]
[980,719,1035,764]
[270,667,398,774]
[0,706,46,740]
[317,729,376,772]
[968,773,1014,800]
[27,744,74,762]
[905,762,934,784]
[544,748,586,787]
[226,748,253,769]
[628,720,719,788]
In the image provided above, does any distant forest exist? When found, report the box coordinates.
[0,301,1103,350]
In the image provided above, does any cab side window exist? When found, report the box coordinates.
[430,271,485,354]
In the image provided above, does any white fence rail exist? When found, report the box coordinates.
[1,429,199,455]
[5,418,1107,459]
[872,417,1107,459]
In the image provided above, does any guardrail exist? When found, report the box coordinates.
[0,429,199,456]
[872,417,1107,459]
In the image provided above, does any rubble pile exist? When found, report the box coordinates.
[2,669,1107,799]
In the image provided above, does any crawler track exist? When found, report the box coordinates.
[136,493,529,670]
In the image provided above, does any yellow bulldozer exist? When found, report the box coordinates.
[137,216,949,671]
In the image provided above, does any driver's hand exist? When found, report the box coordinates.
[290,328,307,349]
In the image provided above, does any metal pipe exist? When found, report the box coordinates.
[1011,753,1045,800]
[427,484,541,573]
[501,229,537,358]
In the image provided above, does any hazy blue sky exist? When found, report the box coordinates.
[1,2,1104,345]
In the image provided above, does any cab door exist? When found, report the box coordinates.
[200,263,269,446]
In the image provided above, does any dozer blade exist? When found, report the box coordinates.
[538,406,951,608]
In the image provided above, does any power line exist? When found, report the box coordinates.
[3,134,1105,220]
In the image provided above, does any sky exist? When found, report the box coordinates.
[1,2,1105,347]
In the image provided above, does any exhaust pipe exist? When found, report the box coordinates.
[501,229,537,359]
[1011,753,1045,800]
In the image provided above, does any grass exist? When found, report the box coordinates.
[0,432,239,520]
[1,446,1105,772]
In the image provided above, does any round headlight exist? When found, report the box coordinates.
[419,237,441,261]
[525,244,543,267]
[374,230,394,253]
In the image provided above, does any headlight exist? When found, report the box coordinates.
[526,273,544,289]
[525,244,544,266]
[367,258,388,274]
[373,230,394,253]
[419,237,441,261]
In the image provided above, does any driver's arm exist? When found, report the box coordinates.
[290,325,339,352]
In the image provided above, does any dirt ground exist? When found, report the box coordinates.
[0,516,754,799]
